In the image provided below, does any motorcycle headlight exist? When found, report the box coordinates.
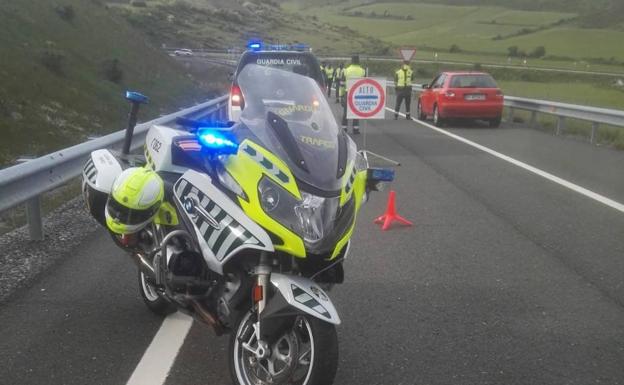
[294,193,328,243]
[258,177,339,246]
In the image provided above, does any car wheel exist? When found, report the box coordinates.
[488,116,502,128]
[433,105,444,127]
[417,100,426,120]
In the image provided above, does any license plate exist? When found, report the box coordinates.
[465,94,486,101]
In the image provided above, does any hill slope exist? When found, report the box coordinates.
[0,0,213,166]
[106,0,391,55]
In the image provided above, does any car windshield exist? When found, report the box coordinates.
[237,64,346,193]
[449,74,498,88]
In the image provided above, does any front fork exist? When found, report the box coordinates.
[243,252,272,359]
[254,252,271,337]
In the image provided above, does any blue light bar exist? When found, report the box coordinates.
[368,168,395,182]
[247,39,263,51]
[197,128,238,155]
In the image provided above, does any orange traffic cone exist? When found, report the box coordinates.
[374,190,413,231]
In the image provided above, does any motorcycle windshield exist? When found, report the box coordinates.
[238,64,344,193]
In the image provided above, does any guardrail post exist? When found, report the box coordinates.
[529,111,537,129]
[556,116,566,136]
[590,122,599,144]
[507,107,515,126]
[26,196,44,241]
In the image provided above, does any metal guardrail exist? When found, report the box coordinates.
[386,81,624,143]
[504,96,624,143]
[0,95,228,240]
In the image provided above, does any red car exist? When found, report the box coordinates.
[417,72,504,127]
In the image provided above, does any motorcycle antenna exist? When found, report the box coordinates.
[122,91,149,156]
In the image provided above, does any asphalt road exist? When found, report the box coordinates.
[1,96,623,385]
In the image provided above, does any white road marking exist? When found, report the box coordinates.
[385,107,624,213]
[126,312,194,385]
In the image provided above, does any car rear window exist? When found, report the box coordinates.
[237,52,323,84]
[449,74,498,88]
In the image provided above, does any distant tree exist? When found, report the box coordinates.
[507,46,519,57]
[530,46,546,58]
[449,44,461,53]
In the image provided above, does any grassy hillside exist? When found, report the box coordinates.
[106,0,391,56]
[0,0,216,166]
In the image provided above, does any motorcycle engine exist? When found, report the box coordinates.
[165,246,214,293]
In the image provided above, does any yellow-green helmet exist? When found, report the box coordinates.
[105,167,164,234]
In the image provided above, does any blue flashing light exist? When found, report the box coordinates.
[125,91,149,104]
[368,168,395,182]
[197,128,238,155]
[247,39,263,51]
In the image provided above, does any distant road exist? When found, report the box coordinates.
[176,50,624,77]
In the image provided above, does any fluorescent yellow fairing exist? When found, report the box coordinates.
[330,170,367,259]
[339,162,355,207]
[225,140,306,257]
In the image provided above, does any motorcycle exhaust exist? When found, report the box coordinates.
[132,252,156,279]
[190,299,225,335]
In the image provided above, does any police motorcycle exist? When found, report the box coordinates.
[82,64,394,385]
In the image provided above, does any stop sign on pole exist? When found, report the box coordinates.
[347,78,386,120]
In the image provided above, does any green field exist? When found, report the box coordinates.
[283,1,624,67]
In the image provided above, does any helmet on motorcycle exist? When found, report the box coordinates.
[105,167,164,234]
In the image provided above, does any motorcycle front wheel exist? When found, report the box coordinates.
[229,310,338,385]
[138,270,175,316]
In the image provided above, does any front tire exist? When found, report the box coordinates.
[229,311,338,385]
[138,270,175,316]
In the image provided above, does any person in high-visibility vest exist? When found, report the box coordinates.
[340,55,366,134]
[394,60,414,120]
[333,63,344,104]
[325,63,335,98]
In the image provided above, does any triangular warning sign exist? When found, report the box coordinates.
[399,48,416,62]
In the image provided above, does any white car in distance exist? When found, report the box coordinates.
[174,49,194,57]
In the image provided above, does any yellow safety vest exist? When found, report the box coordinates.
[340,64,366,97]
[325,67,334,80]
[335,68,344,81]
[395,65,413,87]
